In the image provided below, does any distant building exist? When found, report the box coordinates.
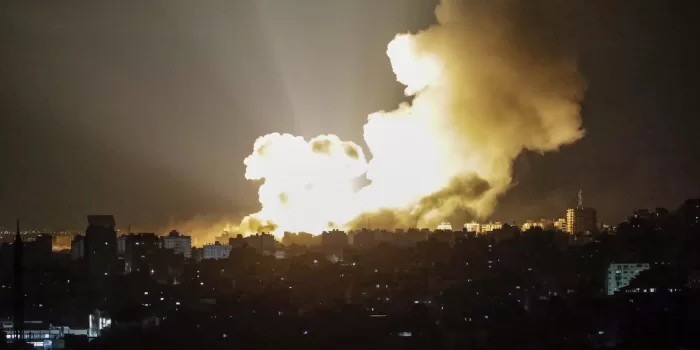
[565,191,598,234]
[229,233,276,253]
[554,218,567,232]
[521,220,552,231]
[606,262,650,295]
[282,232,315,246]
[214,232,231,244]
[203,242,232,260]
[463,222,502,234]
[353,229,377,249]
[117,236,127,255]
[481,222,503,233]
[403,228,429,245]
[2,320,89,347]
[71,235,85,260]
[52,234,74,251]
[118,233,160,273]
[161,230,192,258]
[118,233,159,255]
[321,230,348,249]
[25,234,52,263]
[464,222,481,234]
[678,198,700,229]
[251,233,276,253]
[191,247,204,262]
[566,207,597,234]
[88,309,111,338]
[436,222,453,231]
[84,215,118,276]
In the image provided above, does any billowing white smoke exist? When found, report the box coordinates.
[241,0,586,236]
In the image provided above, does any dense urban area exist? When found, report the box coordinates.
[1,196,700,350]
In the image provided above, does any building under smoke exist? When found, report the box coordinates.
[160,230,192,258]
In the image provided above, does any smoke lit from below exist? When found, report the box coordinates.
[240,0,586,237]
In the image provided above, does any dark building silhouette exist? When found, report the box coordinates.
[321,230,348,249]
[281,231,315,246]
[678,198,700,229]
[353,229,377,250]
[229,233,276,254]
[70,234,85,260]
[24,234,52,266]
[84,215,118,277]
[13,220,24,342]
[117,233,160,273]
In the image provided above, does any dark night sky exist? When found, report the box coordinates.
[0,0,698,230]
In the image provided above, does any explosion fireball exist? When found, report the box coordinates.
[240,0,585,237]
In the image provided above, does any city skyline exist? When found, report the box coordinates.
[0,1,698,348]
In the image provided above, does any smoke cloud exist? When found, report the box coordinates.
[241,0,586,236]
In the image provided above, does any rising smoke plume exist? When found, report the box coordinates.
[241,0,586,236]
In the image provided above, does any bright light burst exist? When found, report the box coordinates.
[239,0,585,237]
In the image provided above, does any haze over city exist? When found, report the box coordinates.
[1,0,698,235]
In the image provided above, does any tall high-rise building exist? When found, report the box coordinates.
[84,215,118,276]
[565,191,598,234]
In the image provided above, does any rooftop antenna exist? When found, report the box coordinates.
[578,189,583,207]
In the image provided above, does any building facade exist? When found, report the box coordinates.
[606,262,651,295]
[521,220,553,231]
[203,242,232,260]
[436,222,453,231]
[554,218,567,232]
[161,230,192,258]
[464,222,481,234]
[463,222,502,234]
[84,215,118,276]
[70,235,85,260]
[481,222,503,233]
[566,207,598,234]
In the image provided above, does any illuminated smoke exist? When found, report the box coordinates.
[241,0,585,236]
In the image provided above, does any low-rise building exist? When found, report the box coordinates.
[481,222,503,233]
[203,242,232,260]
[464,222,481,234]
[436,222,453,231]
[161,230,192,258]
[606,262,650,295]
